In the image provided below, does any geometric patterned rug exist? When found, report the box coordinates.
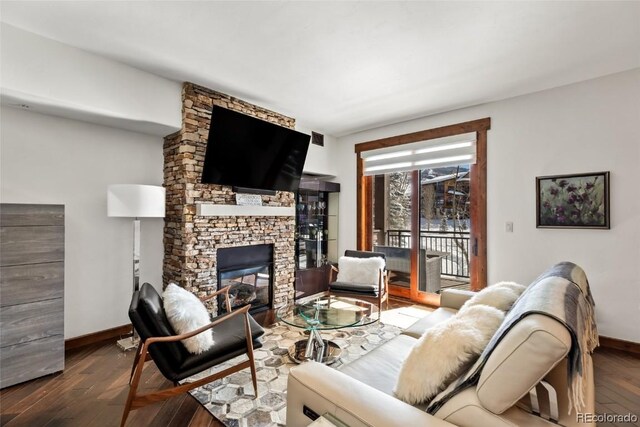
[186,321,402,427]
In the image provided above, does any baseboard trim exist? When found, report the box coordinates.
[599,335,640,355]
[64,326,639,355]
[65,324,132,351]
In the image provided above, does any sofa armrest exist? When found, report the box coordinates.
[440,289,475,310]
[287,362,456,427]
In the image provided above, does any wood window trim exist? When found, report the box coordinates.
[355,118,491,298]
[354,118,490,154]
[469,128,488,291]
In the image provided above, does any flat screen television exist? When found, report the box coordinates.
[201,106,310,192]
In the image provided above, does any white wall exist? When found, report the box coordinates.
[335,69,640,342]
[294,122,339,177]
[1,106,165,339]
[303,135,338,177]
[1,23,182,136]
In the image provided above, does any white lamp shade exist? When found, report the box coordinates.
[107,184,166,218]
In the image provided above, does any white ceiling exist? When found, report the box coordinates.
[1,1,639,137]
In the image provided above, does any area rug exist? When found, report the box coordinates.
[186,321,402,427]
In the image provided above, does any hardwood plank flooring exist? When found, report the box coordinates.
[0,340,220,427]
[1,300,638,426]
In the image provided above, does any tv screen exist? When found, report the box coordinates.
[201,106,310,192]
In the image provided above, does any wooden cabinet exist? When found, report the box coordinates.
[0,204,64,388]
[294,179,339,299]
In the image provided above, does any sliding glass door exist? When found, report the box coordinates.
[357,118,489,304]
[371,166,472,303]
[371,171,414,297]
[418,166,471,298]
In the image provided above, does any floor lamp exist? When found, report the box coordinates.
[108,184,165,351]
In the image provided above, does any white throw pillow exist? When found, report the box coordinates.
[336,256,385,284]
[459,285,520,313]
[394,305,505,404]
[493,281,527,296]
[162,283,214,354]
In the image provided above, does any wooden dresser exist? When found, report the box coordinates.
[0,204,65,388]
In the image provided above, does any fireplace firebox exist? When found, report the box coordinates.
[216,244,273,314]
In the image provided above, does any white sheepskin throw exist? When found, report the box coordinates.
[394,305,505,404]
[336,256,385,284]
[493,281,527,296]
[459,285,520,313]
[162,283,214,354]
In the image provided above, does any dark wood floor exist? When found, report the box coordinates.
[592,348,640,427]
[1,301,639,426]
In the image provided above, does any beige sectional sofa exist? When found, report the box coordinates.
[287,284,595,427]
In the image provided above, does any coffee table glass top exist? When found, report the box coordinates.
[277,292,380,330]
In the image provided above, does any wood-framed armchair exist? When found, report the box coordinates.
[121,282,264,426]
[328,250,389,313]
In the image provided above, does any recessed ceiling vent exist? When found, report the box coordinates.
[311,131,324,147]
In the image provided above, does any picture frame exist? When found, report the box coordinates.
[536,171,610,229]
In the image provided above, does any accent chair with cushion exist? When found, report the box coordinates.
[328,250,389,313]
[121,282,265,426]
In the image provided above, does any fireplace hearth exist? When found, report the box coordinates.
[217,244,273,314]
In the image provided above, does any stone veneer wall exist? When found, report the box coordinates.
[163,83,296,310]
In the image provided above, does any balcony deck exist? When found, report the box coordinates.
[388,273,471,293]
[441,277,471,291]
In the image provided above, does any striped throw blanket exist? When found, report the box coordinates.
[426,262,599,416]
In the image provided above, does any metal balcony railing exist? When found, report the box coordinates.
[385,229,470,278]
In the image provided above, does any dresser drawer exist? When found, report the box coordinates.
[0,263,64,307]
[0,335,64,388]
[0,226,64,267]
[0,204,64,227]
[0,298,64,347]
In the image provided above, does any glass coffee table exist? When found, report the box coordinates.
[276,292,380,364]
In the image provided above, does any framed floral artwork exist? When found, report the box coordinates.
[536,171,610,229]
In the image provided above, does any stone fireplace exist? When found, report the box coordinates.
[163,83,296,313]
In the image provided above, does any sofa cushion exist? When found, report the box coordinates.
[336,255,385,284]
[339,334,417,399]
[435,388,516,427]
[434,388,554,427]
[476,314,571,414]
[394,305,505,404]
[439,289,475,310]
[287,361,454,427]
[402,307,457,339]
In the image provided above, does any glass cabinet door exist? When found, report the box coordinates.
[296,190,329,269]
[294,178,340,300]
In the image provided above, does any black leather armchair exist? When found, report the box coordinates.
[121,282,264,426]
[328,250,389,313]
